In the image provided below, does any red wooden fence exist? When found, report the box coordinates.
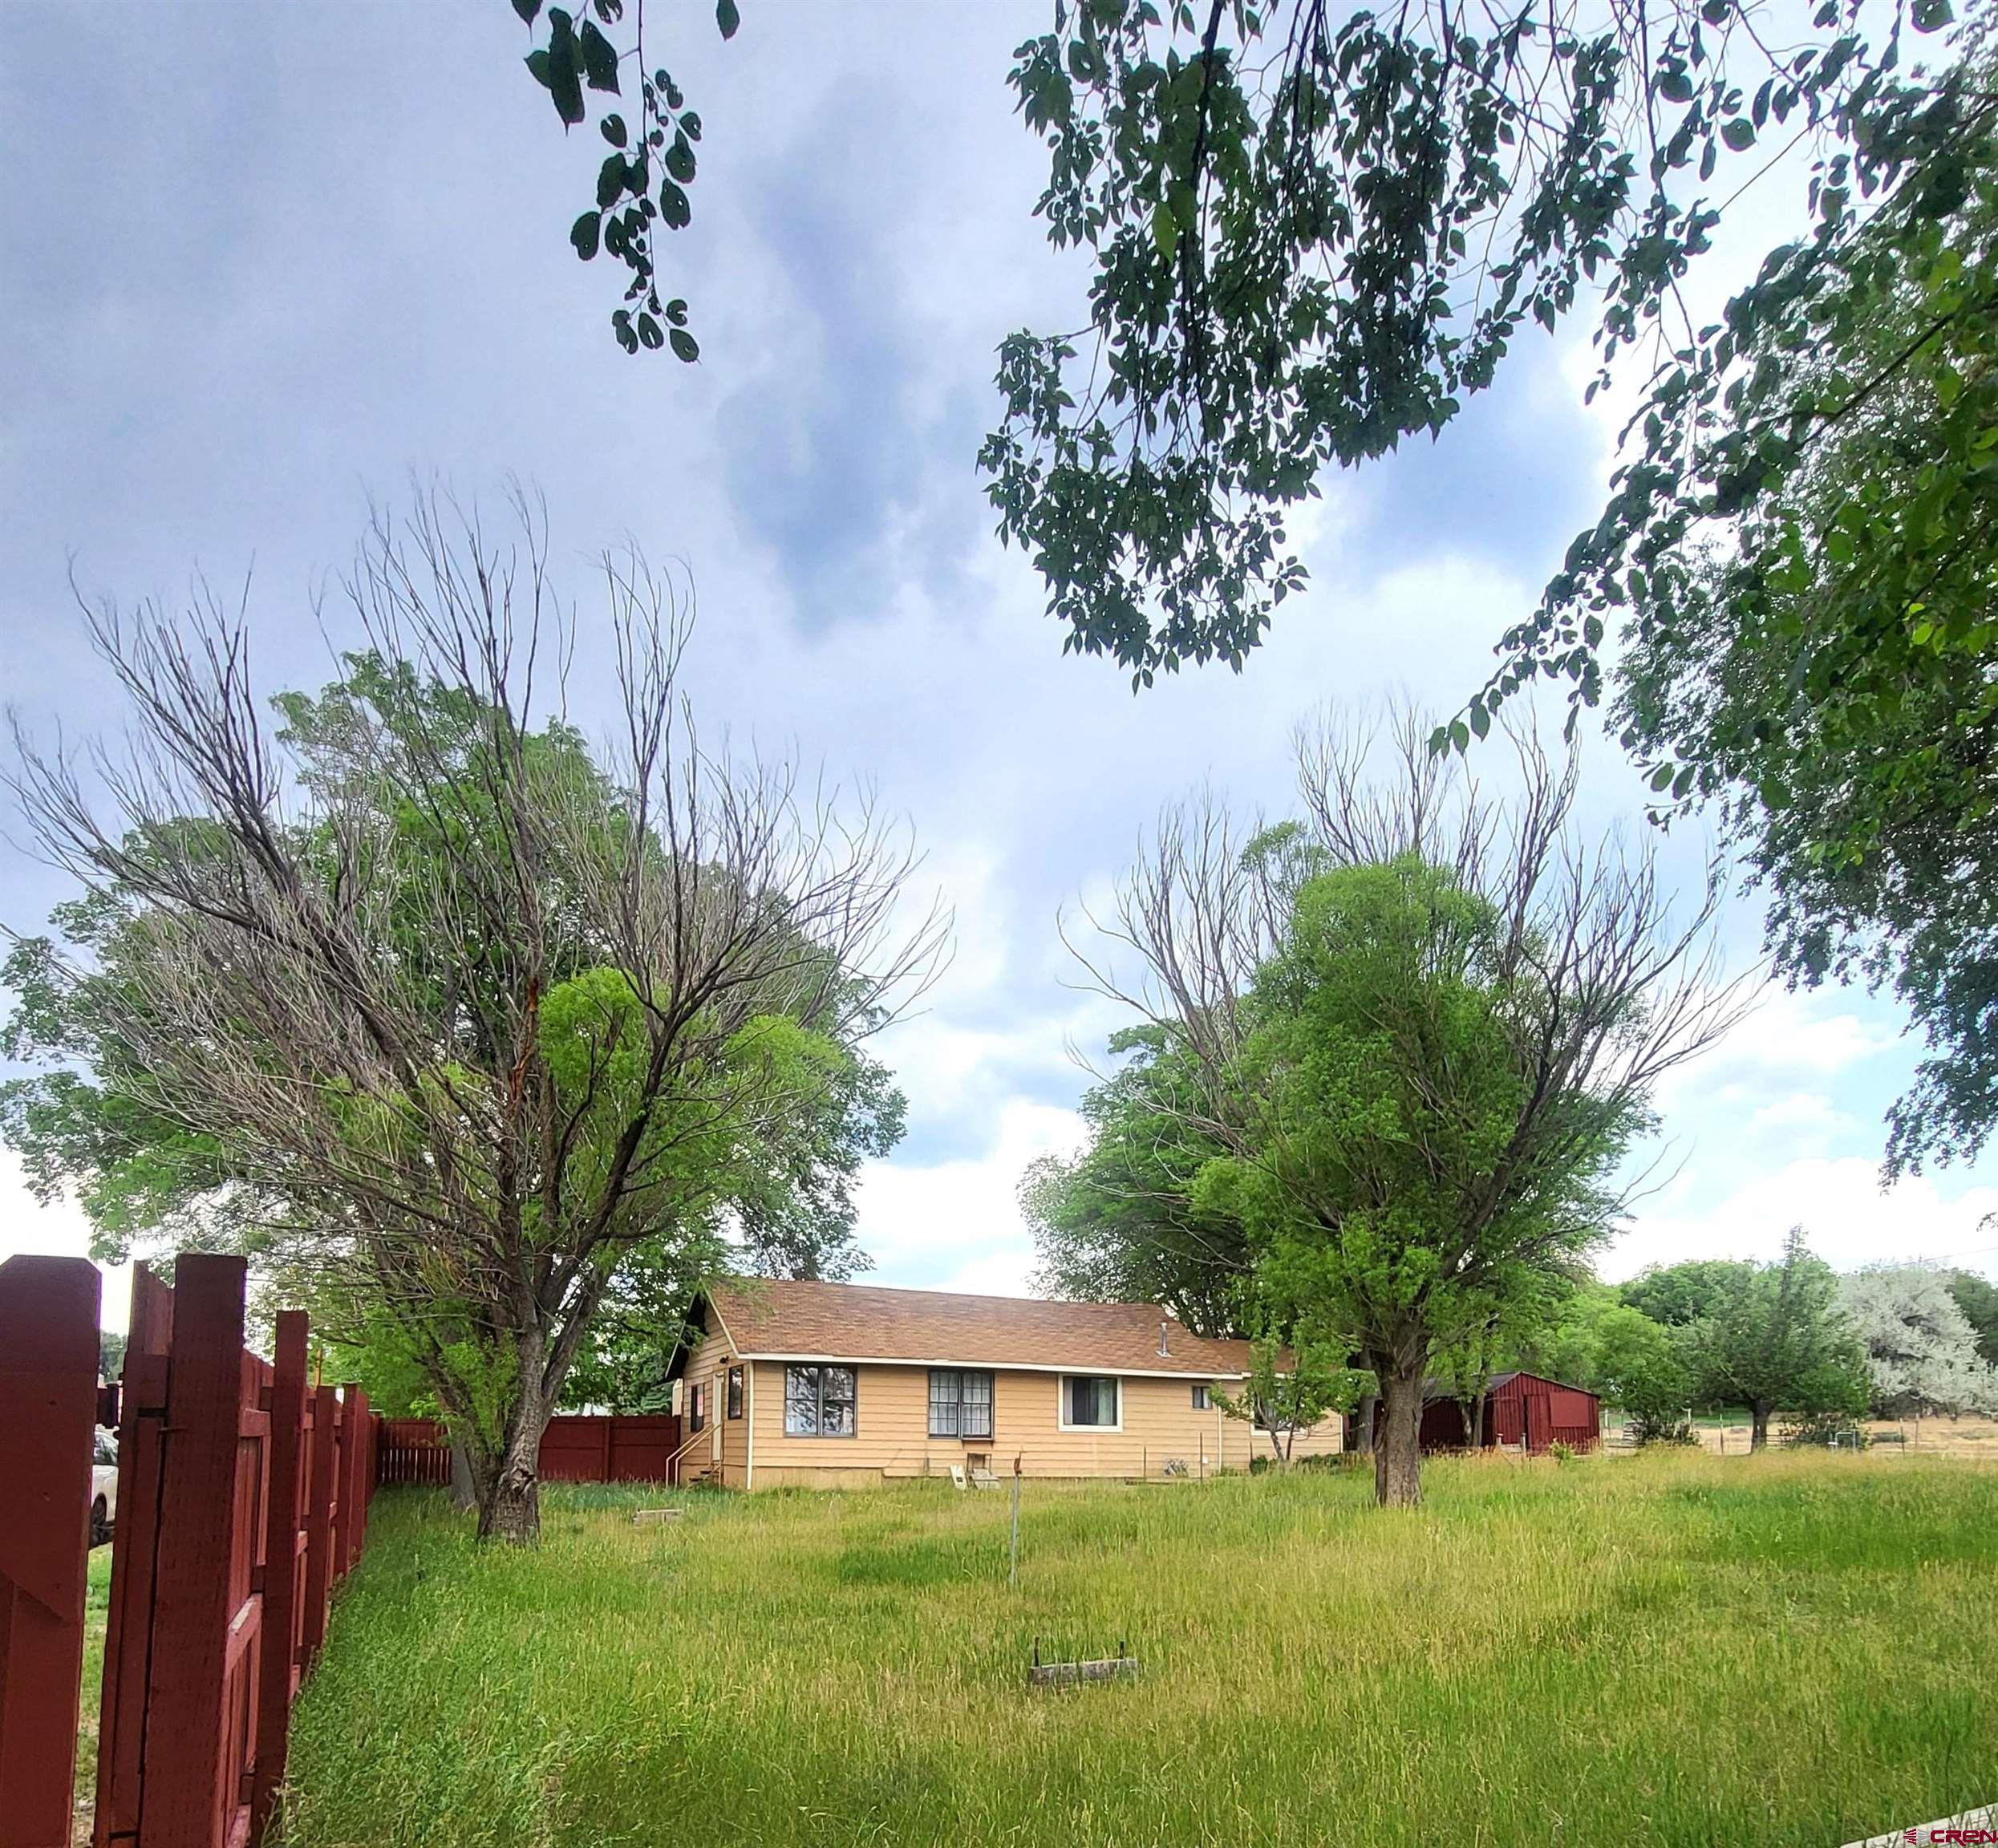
[0,1254,102,1848]
[2,1249,675,1848]
[0,1252,376,1848]
[375,1413,681,1488]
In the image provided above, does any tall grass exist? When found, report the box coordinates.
[282,1452,1998,1847]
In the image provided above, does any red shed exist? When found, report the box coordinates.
[1382,1371,1602,1454]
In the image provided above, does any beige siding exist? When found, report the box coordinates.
[679,1319,750,1488]
[746,1359,1342,1487]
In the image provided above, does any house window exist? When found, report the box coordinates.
[784,1364,857,1437]
[1060,1375,1120,1430]
[1191,1382,1210,1411]
[727,1365,744,1420]
[928,1369,995,1440]
[688,1381,707,1433]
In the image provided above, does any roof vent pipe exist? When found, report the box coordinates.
[1158,1319,1170,1357]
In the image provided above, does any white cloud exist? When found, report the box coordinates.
[1609,1155,1998,1282]
[1742,1092,1856,1153]
[852,1097,1086,1297]
[1653,986,1902,1121]
[0,1152,130,1331]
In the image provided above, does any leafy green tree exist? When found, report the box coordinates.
[1948,1268,1998,1368]
[555,1226,727,1412]
[1524,1279,1622,1385]
[1680,1227,1869,1448]
[978,0,1938,682]
[1620,1258,1757,1328]
[1473,45,1998,1170]
[725,1008,905,1283]
[1021,1024,1249,1336]
[1068,708,1738,1506]
[555,1056,902,1413]
[1202,857,1654,1505]
[2,497,940,1542]
[1579,1302,1694,1441]
[1210,1332,1360,1468]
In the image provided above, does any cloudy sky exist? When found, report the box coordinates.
[3,2,1992,1331]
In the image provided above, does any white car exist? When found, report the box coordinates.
[91,1425,118,1547]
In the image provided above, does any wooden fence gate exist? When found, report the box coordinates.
[0,1250,375,1848]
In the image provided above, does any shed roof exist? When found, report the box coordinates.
[680,1277,1255,1379]
[1420,1369,1596,1402]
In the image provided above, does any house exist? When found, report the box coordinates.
[1380,1371,1602,1455]
[666,1277,1346,1489]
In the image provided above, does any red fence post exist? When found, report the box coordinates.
[347,1391,371,1562]
[138,1254,249,1848]
[334,1386,362,1580]
[299,1384,338,1664]
[95,1266,173,1848]
[249,1311,309,1844]
[0,1254,101,1848]
[329,1392,350,1588]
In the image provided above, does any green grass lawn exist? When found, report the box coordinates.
[282,1453,1998,1848]
[67,1539,114,1845]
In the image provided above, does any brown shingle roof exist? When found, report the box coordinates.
[699,1277,1252,1378]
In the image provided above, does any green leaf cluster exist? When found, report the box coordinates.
[1204,858,1638,1383]
[980,0,1898,682]
[1020,1023,1250,1335]
[1482,47,1998,1170]
[516,0,719,362]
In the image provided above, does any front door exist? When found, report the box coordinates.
[1524,1392,1550,1453]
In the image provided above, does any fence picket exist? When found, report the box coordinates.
[140,1254,254,1848]
[300,1384,338,1668]
[0,1254,100,1848]
[95,1267,173,1848]
[249,1312,309,1842]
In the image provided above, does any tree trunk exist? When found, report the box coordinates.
[1471,1384,1489,1452]
[473,1376,549,1544]
[1374,1363,1425,1508]
[1348,1391,1377,1456]
[1750,1400,1771,1451]
[477,1398,547,1542]
[454,1277,603,1545]
[448,1432,476,1511]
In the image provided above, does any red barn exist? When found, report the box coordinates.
[1376,1371,1601,1454]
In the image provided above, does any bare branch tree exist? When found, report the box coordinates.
[1065,697,1753,1506]
[7,492,948,1541]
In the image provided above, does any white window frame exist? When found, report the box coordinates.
[1058,1374,1122,1433]
[1190,1381,1210,1411]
